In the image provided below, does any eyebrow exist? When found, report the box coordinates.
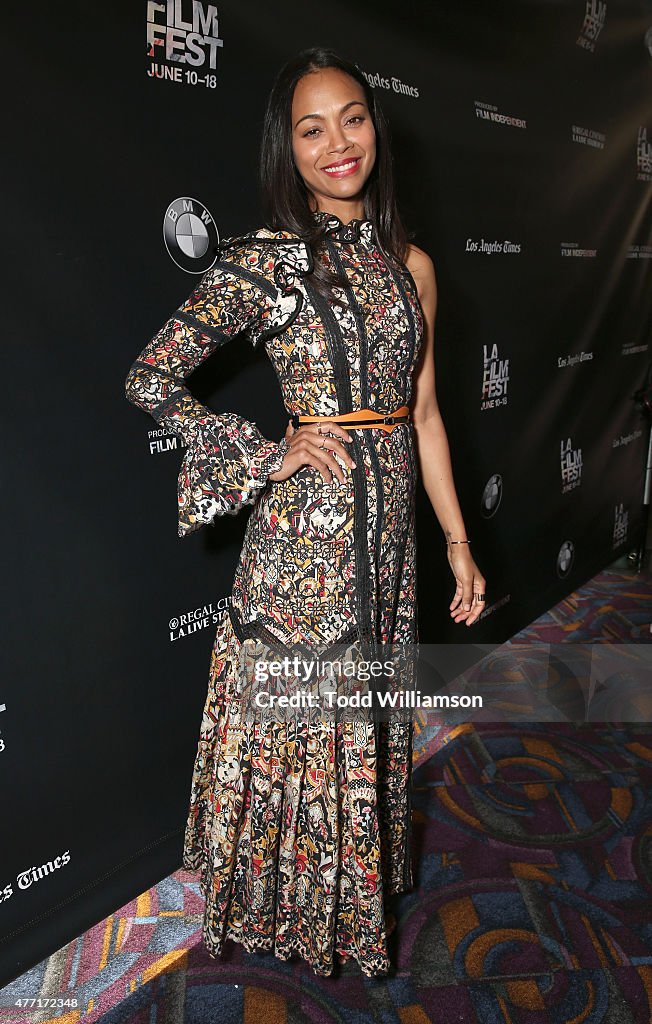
[294,99,366,129]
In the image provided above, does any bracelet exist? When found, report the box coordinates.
[448,539,470,545]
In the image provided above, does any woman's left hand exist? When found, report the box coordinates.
[446,544,486,627]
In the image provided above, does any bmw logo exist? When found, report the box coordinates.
[163,197,220,274]
[481,474,502,518]
[556,540,575,578]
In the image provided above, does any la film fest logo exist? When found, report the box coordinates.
[481,474,502,518]
[481,343,509,411]
[576,0,606,52]
[164,197,219,274]
[557,540,575,578]
[613,502,628,547]
[637,127,652,182]
[560,437,582,493]
[358,67,419,98]
[146,1,223,87]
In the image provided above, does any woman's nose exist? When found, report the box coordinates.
[326,126,351,152]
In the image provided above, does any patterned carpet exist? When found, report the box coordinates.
[2,564,651,1023]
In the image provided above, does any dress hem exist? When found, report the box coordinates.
[182,847,414,978]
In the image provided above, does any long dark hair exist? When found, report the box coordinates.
[259,47,411,305]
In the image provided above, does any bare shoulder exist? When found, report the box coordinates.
[405,243,436,302]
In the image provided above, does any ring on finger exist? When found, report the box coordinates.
[474,593,485,602]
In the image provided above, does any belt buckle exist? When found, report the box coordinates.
[384,416,395,425]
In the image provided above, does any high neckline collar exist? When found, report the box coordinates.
[312,209,374,245]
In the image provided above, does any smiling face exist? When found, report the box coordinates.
[291,67,377,222]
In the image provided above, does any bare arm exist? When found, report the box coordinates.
[406,244,486,626]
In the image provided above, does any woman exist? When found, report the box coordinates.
[125,47,486,977]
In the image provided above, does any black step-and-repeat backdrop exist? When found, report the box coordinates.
[2,0,651,989]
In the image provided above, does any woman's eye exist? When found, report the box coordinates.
[302,115,364,138]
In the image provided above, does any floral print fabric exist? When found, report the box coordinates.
[125,210,424,976]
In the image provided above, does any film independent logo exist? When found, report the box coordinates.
[163,196,220,274]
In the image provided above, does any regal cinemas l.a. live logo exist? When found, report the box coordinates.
[560,437,582,493]
[576,0,606,51]
[613,502,628,548]
[168,598,231,641]
[146,1,223,87]
[481,343,509,411]
[637,127,652,182]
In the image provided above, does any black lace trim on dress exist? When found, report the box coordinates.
[312,210,375,245]
[173,309,234,344]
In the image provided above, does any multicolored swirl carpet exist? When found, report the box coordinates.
[2,565,651,1023]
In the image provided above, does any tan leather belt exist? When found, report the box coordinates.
[290,405,410,435]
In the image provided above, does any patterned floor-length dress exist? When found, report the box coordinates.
[125,209,425,976]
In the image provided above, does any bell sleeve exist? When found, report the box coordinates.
[124,250,290,537]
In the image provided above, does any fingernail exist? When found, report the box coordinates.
[351,461,357,468]
[464,604,471,611]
